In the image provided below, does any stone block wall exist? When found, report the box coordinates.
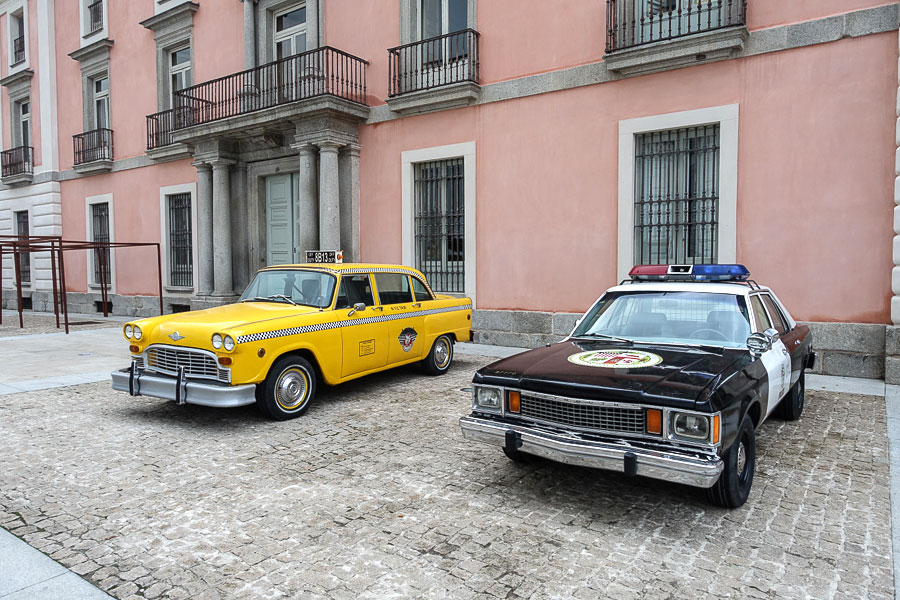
[0,290,222,318]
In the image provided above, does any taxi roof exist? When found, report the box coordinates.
[259,263,423,274]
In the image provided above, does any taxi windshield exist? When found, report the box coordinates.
[240,270,337,309]
[572,291,751,348]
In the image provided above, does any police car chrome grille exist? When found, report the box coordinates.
[145,346,227,382]
[519,395,645,434]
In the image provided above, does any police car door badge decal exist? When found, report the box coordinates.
[568,349,663,368]
[398,327,418,352]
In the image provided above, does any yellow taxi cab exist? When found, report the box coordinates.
[110,257,473,420]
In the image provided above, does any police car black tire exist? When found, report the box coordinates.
[706,415,755,509]
[422,335,454,375]
[774,372,805,421]
[259,356,317,420]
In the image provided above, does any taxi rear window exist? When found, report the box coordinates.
[375,273,413,305]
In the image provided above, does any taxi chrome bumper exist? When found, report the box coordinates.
[110,365,256,408]
[459,415,724,489]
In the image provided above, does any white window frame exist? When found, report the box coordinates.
[401,141,476,306]
[167,44,192,109]
[92,75,109,130]
[7,5,27,70]
[158,182,198,293]
[79,0,107,40]
[273,3,307,59]
[15,98,30,148]
[85,193,115,291]
[617,104,738,281]
[417,0,467,39]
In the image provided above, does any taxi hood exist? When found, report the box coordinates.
[140,302,320,342]
[474,339,743,409]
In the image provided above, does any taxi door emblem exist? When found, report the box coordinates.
[398,327,417,352]
[169,331,186,341]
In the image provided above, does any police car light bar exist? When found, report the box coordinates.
[629,264,750,281]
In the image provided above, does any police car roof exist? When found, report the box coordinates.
[607,281,767,296]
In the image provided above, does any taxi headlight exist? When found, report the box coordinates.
[671,413,710,441]
[223,335,235,352]
[124,324,133,339]
[474,386,502,412]
[211,333,223,349]
[133,326,142,341]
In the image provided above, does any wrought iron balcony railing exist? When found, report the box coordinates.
[1,146,33,177]
[146,109,176,150]
[606,0,746,53]
[171,46,368,130]
[388,29,480,97]
[12,35,24,65]
[73,128,114,165]
[88,0,103,34]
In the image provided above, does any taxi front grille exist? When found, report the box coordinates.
[519,395,645,434]
[145,346,229,382]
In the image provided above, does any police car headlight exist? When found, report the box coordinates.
[671,412,710,441]
[124,324,133,339]
[211,333,223,349]
[133,326,142,341]
[474,386,502,412]
[223,335,235,352]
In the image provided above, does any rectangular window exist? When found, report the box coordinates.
[15,210,30,283]
[169,46,192,108]
[11,12,24,65]
[87,0,103,34]
[274,5,307,59]
[16,100,30,148]
[633,125,719,266]
[167,193,193,287]
[93,76,109,130]
[374,273,413,305]
[91,202,110,285]
[414,158,464,293]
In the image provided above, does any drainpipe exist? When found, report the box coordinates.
[317,0,322,47]
[243,0,256,69]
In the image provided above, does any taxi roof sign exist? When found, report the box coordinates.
[306,250,343,264]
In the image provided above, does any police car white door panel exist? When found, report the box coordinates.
[761,338,791,419]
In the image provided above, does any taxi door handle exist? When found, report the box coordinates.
[412,303,422,308]
[374,306,383,312]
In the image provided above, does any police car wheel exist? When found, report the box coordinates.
[706,415,755,509]
[422,335,454,375]
[259,356,316,420]
[774,372,805,421]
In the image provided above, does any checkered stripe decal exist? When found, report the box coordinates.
[235,302,472,345]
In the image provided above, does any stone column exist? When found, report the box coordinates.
[195,163,214,296]
[297,144,320,256]
[231,163,249,291]
[242,0,257,69]
[339,144,361,262]
[212,161,235,296]
[317,142,342,251]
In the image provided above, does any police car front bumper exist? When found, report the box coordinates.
[110,364,257,408]
[459,415,724,488]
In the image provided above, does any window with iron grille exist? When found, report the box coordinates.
[414,158,464,293]
[91,202,110,285]
[15,210,30,283]
[167,193,193,287]
[633,125,719,266]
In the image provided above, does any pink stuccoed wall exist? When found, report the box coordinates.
[358,32,896,324]
[1,0,43,165]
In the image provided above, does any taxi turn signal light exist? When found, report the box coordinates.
[218,357,232,366]
[507,390,521,413]
[129,345,140,353]
[646,409,662,435]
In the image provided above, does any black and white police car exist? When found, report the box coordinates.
[460,264,815,508]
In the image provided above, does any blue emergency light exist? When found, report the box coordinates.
[629,264,750,281]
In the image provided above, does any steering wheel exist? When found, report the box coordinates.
[690,328,729,341]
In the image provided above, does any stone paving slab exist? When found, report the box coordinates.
[0,352,892,600]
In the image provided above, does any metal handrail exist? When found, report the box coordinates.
[1,146,33,177]
[73,128,114,165]
[388,29,480,97]
[11,35,24,65]
[146,109,176,150]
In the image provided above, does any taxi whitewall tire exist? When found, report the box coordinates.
[259,356,317,420]
[422,334,454,375]
[774,371,805,421]
[706,415,755,509]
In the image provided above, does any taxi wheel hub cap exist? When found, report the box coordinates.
[276,368,308,410]
[435,339,451,369]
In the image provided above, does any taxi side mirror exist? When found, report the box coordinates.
[746,330,775,357]
[347,302,366,316]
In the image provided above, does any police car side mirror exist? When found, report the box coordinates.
[746,332,772,357]
[763,327,780,341]
[347,302,366,316]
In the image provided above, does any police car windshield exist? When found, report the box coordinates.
[240,270,337,309]
[573,291,751,348]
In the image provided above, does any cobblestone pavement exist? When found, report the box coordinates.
[0,354,892,600]
[0,310,124,337]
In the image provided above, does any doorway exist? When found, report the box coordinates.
[265,173,300,265]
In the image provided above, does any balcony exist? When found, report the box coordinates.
[73,128,113,174]
[166,46,368,144]
[1,146,33,185]
[604,0,747,76]
[387,29,480,115]
[88,0,103,34]
[11,35,24,66]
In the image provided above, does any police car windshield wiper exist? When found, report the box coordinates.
[574,332,632,344]
[243,295,297,305]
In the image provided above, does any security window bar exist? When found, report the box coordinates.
[88,0,103,34]
[633,125,720,266]
[15,210,30,283]
[91,202,110,285]
[414,158,464,293]
[606,0,747,52]
[167,193,193,287]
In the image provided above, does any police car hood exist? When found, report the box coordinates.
[475,339,742,409]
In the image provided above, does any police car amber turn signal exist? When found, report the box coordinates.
[459,264,814,508]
